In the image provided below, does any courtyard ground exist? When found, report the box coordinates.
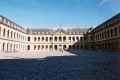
[0,50,120,80]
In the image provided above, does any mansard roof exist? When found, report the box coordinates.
[29,28,88,35]
[0,15,26,33]
[92,13,120,33]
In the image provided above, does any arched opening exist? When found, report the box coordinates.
[76,37,79,41]
[3,43,5,51]
[42,45,44,50]
[114,27,118,36]
[38,37,40,42]
[73,37,75,41]
[63,45,66,50]
[54,45,57,50]
[50,45,52,50]
[63,36,66,42]
[14,32,16,38]
[34,37,37,42]
[50,37,52,42]
[46,45,48,50]
[3,29,5,36]
[54,36,57,41]
[46,37,48,42]
[42,37,44,42]
[27,45,30,50]
[59,36,62,41]
[11,31,13,38]
[34,45,36,50]
[7,30,9,37]
[28,36,30,41]
[38,45,40,50]
[14,44,15,51]
[104,31,107,38]
[107,30,110,38]
[110,29,113,37]
[69,37,71,41]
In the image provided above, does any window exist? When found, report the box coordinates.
[28,36,30,41]
[114,27,118,36]
[34,37,37,42]
[3,29,5,36]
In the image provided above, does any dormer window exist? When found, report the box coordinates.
[42,32,44,34]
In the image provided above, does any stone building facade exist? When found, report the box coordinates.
[1,13,120,52]
[81,13,120,51]
[0,15,88,52]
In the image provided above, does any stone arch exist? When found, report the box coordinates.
[42,45,44,50]
[114,27,118,36]
[46,45,48,50]
[7,30,10,37]
[69,37,71,41]
[34,37,37,42]
[34,45,36,50]
[49,37,52,41]
[46,37,48,42]
[59,36,62,41]
[63,45,66,50]
[38,45,40,50]
[14,32,16,38]
[54,45,57,50]
[49,45,52,50]
[3,28,5,36]
[76,36,79,41]
[72,37,75,41]
[42,37,44,42]
[11,31,13,38]
[110,29,113,37]
[69,45,72,49]
[27,45,30,50]
[63,36,66,41]
[3,43,5,51]
[54,36,57,41]
[38,37,40,42]
[28,36,30,41]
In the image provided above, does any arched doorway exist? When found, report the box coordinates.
[3,43,5,51]
[50,45,52,50]
[63,45,66,50]
[27,45,30,50]
[54,45,57,50]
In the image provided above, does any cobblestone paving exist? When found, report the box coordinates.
[0,51,120,80]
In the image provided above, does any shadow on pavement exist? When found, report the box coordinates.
[0,50,120,80]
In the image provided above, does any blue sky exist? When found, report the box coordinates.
[0,0,120,28]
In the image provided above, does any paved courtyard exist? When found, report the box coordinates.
[0,50,120,80]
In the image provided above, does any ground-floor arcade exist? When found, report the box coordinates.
[27,44,81,51]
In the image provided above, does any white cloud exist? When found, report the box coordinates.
[99,0,107,6]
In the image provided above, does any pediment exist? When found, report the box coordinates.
[54,29,67,35]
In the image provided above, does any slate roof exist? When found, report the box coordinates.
[28,28,88,35]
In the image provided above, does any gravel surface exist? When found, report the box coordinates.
[0,50,120,80]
